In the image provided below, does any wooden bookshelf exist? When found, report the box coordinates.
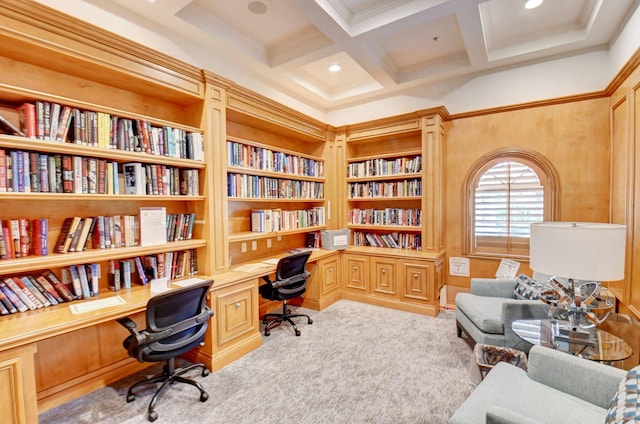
[336,113,446,316]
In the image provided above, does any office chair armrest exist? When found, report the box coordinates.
[261,275,272,284]
[270,271,311,289]
[117,317,138,333]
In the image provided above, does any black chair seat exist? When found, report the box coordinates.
[259,252,313,337]
[117,280,214,422]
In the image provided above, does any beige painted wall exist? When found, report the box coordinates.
[444,98,611,287]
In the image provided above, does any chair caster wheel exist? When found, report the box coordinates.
[262,318,268,324]
[265,331,270,336]
[308,318,313,324]
[200,392,209,402]
[148,411,158,422]
[202,368,210,377]
[126,394,136,403]
[295,330,301,336]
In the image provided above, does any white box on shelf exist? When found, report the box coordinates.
[321,229,350,250]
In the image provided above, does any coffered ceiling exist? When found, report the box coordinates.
[55,0,639,114]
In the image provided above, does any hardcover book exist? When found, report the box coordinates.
[54,216,82,254]
[17,103,36,138]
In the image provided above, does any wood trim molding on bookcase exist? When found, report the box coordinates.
[226,85,331,142]
[0,0,204,102]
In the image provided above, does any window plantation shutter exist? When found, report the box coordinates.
[474,161,544,253]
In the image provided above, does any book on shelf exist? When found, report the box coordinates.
[27,275,58,305]
[41,270,75,301]
[54,216,82,254]
[108,259,121,292]
[0,227,6,259]
[0,149,5,192]
[69,217,93,252]
[17,103,36,138]
[18,218,30,258]
[68,265,88,299]
[19,275,51,307]
[0,280,28,312]
[32,218,49,256]
[0,286,17,314]
[0,112,25,137]
[34,274,64,304]
[4,277,39,310]
[1,226,14,259]
[134,256,149,286]
[123,162,145,195]
[120,259,132,290]
[6,219,21,258]
[89,263,100,296]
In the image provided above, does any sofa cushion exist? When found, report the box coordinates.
[456,293,508,334]
[513,274,545,300]
[606,366,640,423]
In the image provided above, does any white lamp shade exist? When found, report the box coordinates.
[530,222,627,281]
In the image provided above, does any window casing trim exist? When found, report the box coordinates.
[462,147,560,259]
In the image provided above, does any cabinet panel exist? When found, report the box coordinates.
[371,258,397,297]
[319,256,340,295]
[0,344,38,424]
[35,326,102,392]
[401,261,432,302]
[214,281,257,346]
[344,254,368,292]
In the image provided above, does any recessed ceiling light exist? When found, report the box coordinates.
[328,64,342,72]
[524,0,543,9]
[248,1,268,14]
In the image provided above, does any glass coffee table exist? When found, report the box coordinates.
[512,319,632,363]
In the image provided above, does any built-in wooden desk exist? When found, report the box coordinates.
[0,248,340,422]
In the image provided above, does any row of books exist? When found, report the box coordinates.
[353,231,422,250]
[0,149,199,196]
[123,162,199,196]
[227,140,324,177]
[107,249,197,291]
[348,178,422,198]
[0,248,198,315]
[347,155,422,178]
[11,102,204,160]
[227,173,324,199]
[0,267,94,315]
[250,207,326,232]
[0,219,48,259]
[349,208,421,226]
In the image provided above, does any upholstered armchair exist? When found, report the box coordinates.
[455,277,549,352]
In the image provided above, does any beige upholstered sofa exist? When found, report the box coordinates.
[449,345,630,424]
[455,277,549,352]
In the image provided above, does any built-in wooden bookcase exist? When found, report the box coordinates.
[223,91,332,267]
[0,0,214,414]
[337,112,446,316]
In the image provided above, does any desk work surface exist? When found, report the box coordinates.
[0,276,214,351]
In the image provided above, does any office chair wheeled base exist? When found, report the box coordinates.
[126,357,210,422]
[262,300,313,336]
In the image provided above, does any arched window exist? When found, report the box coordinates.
[464,148,558,258]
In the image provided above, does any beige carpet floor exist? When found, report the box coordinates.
[39,299,477,424]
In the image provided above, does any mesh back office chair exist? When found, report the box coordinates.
[117,280,214,422]
[259,251,313,336]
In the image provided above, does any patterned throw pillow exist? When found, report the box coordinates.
[606,366,640,423]
[513,274,544,300]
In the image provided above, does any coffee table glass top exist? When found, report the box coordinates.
[512,319,632,362]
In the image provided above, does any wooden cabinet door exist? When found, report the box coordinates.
[0,344,38,424]
[213,280,258,347]
[344,254,368,293]
[401,261,432,303]
[371,258,397,298]
[319,256,340,296]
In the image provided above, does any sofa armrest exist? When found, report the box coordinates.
[471,278,516,298]
[502,301,550,352]
[486,405,543,424]
[527,345,626,408]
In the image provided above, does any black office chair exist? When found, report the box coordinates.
[259,252,313,336]
[117,280,214,422]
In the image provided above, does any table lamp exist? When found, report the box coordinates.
[529,222,626,332]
